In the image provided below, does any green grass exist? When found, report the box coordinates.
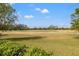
[0,30,79,55]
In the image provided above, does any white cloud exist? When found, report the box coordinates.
[24,15,34,19]
[41,9,49,14]
[35,8,49,14]
[35,8,41,11]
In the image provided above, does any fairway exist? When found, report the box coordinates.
[1,30,79,56]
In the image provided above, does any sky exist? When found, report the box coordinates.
[12,3,79,28]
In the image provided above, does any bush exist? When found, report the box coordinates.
[0,40,26,56]
[26,47,53,56]
[0,40,53,56]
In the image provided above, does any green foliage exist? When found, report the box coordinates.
[71,8,79,30]
[0,40,53,56]
[26,47,53,56]
[0,40,26,56]
[0,3,17,31]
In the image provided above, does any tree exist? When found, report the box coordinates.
[0,3,17,36]
[0,3,17,31]
[48,25,58,30]
[13,24,29,30]
[71,8,79,30]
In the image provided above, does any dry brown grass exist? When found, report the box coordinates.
[0,30,79,55]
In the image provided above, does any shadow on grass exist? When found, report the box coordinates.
[0,33,8,36]
[0,36,45,41]
[74,36,79,39]
[74,33,79,39]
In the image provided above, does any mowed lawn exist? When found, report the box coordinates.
[0,30,79,56]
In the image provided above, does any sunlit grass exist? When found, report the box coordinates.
[0,30,79,55]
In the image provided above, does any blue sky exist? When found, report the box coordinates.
[12,3,79,28]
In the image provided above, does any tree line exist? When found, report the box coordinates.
[0,24,70,30]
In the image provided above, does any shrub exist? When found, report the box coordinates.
[0,40,53,56]
[0,40,26,56]
[26,47,53,56]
